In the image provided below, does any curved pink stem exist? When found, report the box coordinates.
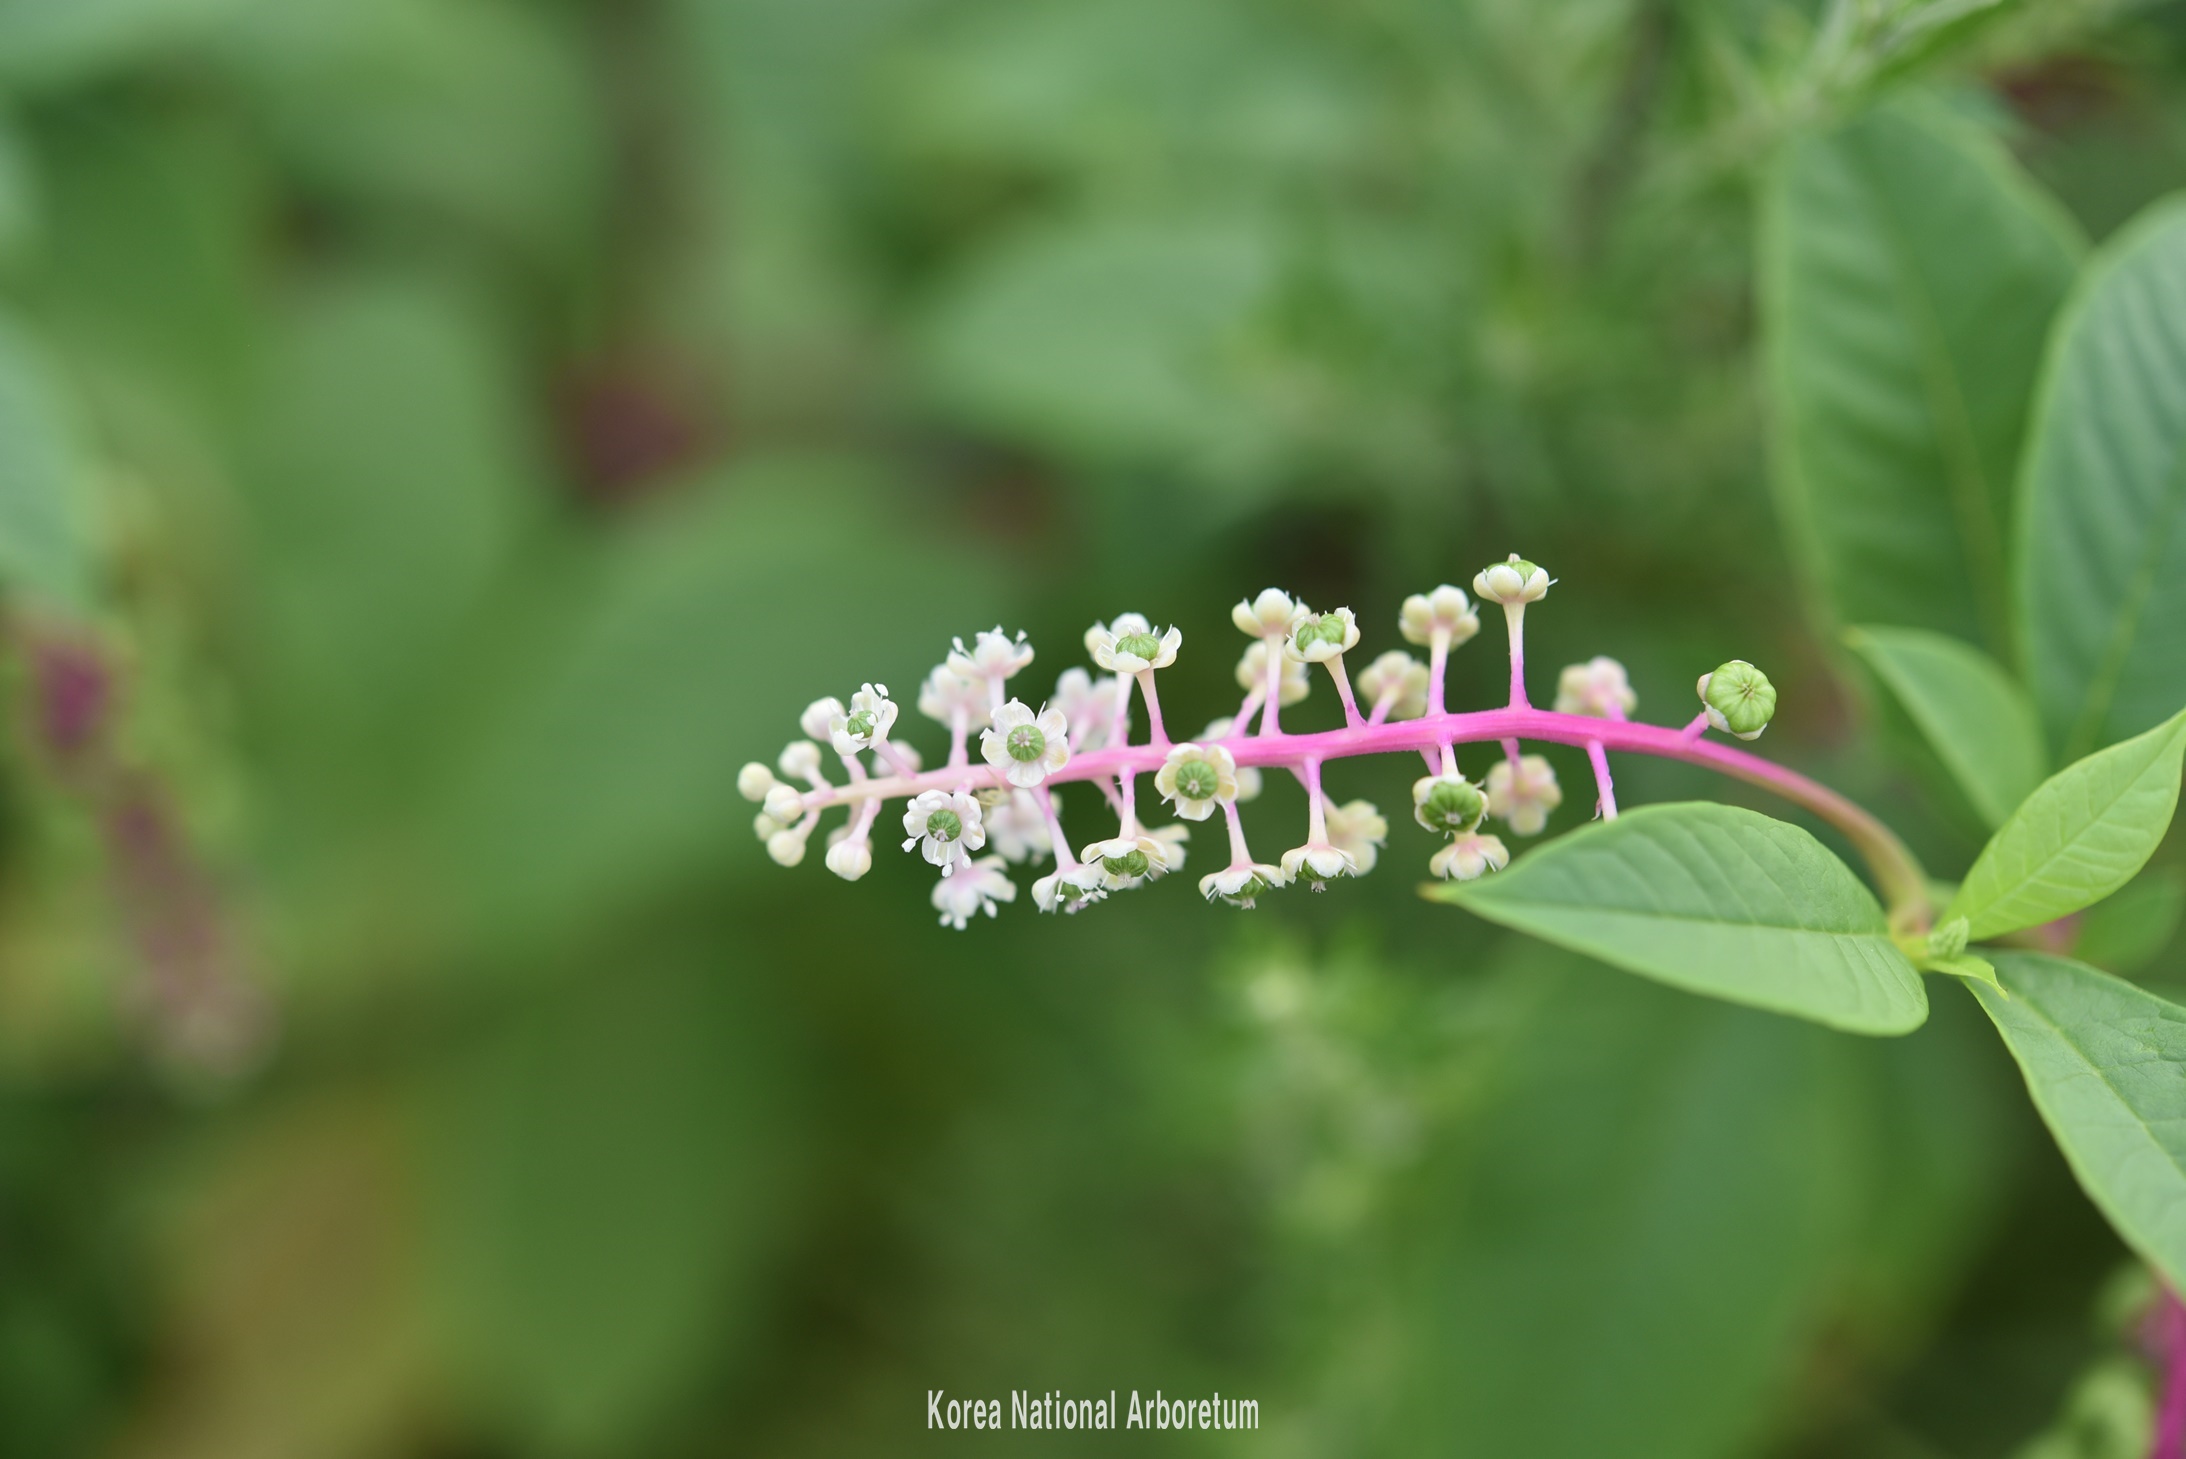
[812,703,1931,923]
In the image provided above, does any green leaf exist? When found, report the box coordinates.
[2018,194,2186,759]
[1975,952,2186,1292]
[1433,802,1928,1036]
[1920,952,2000,991]
[2075,869,2186,976]
[1761,94,2082,657]
[1944,706,2186,941]
[0,312,90,610]
[1844,623,2046,828]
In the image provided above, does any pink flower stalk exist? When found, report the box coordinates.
[2151,1287,2186,1459]
[742,560,1933,928]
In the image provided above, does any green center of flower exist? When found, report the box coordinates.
[1104,849,1150,879]
[844,710,875,739]
[1423,779,1484,831]
[1175,761,1219,801]
[925,809,962,842]
[1230,873,1270,901]
[1116,631,1161,661]
[1006,724,1046,762]
[1297,614,1346,651]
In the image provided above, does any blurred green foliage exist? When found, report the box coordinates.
[0,0,2184,1456]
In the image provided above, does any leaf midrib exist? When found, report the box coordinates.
[1471,892,1885,941]
[1853,126,2014,660]
[2063,446,2186,761]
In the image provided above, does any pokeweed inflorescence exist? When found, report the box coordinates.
[739,555,1929,931]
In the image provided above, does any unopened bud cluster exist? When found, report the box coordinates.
[740,557,1783,927]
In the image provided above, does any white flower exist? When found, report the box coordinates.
[1200,862,1288,908]
[766,828,808,866]
[983,789,1051,864]
[1087,612,1181,674]
[1154,743,1239,821]
[1486,755,1562,836]
[1280,841,1358,886]
[918,664,992,730]
[902,789,985,874]
[801,697,844,741]
[778,739,823,782]
[1431,833,1509,881]
[933,856,1016,928]
[1033,863,1107,914]
[763,784,806,825]
[1323,799,1388,875]
[947,627,1034,684]
[980,699,1071,788]
[1473,554,1552,605]
[825,835,873,881]
[1232,587,1308,639]
[1555,656,1637,718]
[1235,642,1310,705]
[1286,606,1359,664]
[828,683,898,756]
[738,762,778,801]
[1080,830,1180,889]
[1413,773,1486,835]
[1357,651,1429,719]
[753,811,783,841]
[1200,718,1264,799]
[1399,585,1481,647]
[1053,668,1130,751]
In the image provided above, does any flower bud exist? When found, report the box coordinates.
[1323,799,1387,874]
[801,697,844,741]
[1554,657,1637,719]
[1927,916,1971,961]
[1357,651,1429,719]
[767,828,808,867]
[1472,554,1551,606]
[763,784,806,824]
[1413,774,1486,835]
[1232,587,1305,639]
[1398,585,1480,647]
[738,762,778,802]
[1698,660,1776,740]
[778,739,822,781]
[826,837,874,881]
[1485,755,1561,836]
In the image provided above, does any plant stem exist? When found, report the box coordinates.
[816,704,1933,925]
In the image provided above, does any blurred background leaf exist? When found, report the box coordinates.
[1761,92,2081,657]
[2018,194,2186,761]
